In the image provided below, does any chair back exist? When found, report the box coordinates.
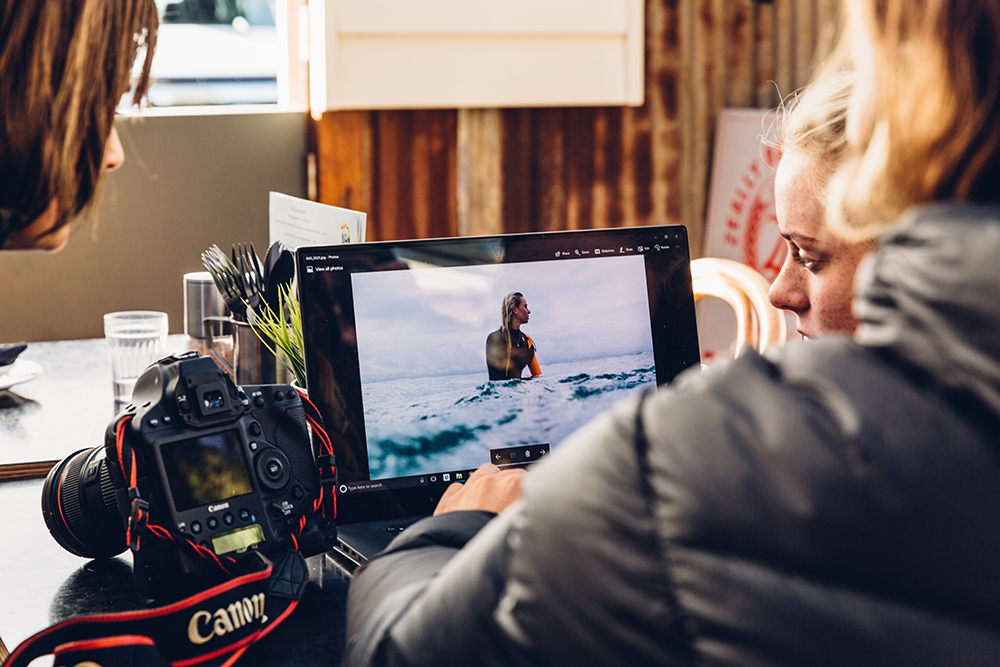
[690,257,787,357]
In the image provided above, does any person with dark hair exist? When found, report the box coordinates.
[343,0,1000,664]
[485,292,542,380]
[0,0,158,251]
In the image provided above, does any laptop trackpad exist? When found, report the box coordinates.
[336,518,421,565]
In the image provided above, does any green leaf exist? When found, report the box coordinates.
[246,284,306,388]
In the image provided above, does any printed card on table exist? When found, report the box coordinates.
[269,192,367,249]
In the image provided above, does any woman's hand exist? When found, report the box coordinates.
[433,463,525,516]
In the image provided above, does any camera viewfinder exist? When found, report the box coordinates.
[196,384,229,417]
[203,390,225,410]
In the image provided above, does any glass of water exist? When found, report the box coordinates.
[104,311,169,407]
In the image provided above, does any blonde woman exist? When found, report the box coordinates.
[345,1,1000,663]
[1,0,158,251]
[768,71,877,337]
[485,292,542,380]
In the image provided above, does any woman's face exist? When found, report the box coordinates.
[3,126,125,251]
[512,298,530,326]
[768,148,873,338]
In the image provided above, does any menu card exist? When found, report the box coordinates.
[269,192,367,249]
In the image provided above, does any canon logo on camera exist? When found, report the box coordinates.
[207,502,230,513]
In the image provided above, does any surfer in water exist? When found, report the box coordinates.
[486,292,542,380]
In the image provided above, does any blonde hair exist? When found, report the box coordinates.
[773,70,856,205]
[500,292,525,346]
[496,291,527,376]
[0,0,158,245]
[827,0,1000,241]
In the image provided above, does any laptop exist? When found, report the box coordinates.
[296,226,700,567]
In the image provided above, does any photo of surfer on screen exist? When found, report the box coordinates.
[485,292,542,381]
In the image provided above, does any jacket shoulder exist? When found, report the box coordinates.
[640,341,1000,663]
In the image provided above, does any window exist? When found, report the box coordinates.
[146,0,279,106]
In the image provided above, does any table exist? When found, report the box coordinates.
[0,337,191,472]
[0,339,351,664]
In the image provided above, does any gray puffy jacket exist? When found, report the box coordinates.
[343,204,1000,666]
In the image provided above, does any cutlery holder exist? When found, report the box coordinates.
[204,317,277,385]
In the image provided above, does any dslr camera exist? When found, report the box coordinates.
[42,352,337,598]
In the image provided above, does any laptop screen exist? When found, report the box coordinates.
[297,226,699,523]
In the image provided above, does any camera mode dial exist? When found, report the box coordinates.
[255,448,291,491]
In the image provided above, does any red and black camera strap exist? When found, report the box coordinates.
[3,550,307,667]
[4,388,336,667]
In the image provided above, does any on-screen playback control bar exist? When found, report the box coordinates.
[490,444,550,470]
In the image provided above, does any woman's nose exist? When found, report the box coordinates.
[103,126,125,172]
[768,260,809,314]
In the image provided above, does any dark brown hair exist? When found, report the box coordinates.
[0,0,158,245]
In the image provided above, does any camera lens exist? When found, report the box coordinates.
[42,447,127,559]
[255,449,291,491]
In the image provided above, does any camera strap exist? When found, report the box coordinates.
[3,549,309,667]
[5,389,337,667]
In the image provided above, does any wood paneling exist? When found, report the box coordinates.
[315,110,457,240]
[457,108,502,237]
[313,110,371,213]
[313,0,838,253]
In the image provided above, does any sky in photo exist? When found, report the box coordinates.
[351,255,654,382]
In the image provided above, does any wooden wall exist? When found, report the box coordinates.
[312,0,841,255]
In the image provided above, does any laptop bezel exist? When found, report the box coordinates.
[296,226,700,525]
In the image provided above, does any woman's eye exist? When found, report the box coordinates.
[794,248,820,270]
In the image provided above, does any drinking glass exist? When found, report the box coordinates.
[104,311,169,407]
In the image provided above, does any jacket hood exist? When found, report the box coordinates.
[854,203,1000,415]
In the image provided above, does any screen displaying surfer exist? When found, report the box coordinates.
[349,255,659,481]
[485,292,542,380]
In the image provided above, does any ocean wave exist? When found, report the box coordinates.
[363,351,655,479]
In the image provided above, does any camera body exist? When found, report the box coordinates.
[43,352,336,599]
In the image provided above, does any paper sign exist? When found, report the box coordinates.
[699,109,794,362]
[703,109,783,274]
[269,192,367,248]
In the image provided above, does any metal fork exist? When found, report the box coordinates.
[233,242,264,318]
[201,244,247,320]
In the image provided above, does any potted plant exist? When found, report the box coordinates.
[248,284,307,389]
